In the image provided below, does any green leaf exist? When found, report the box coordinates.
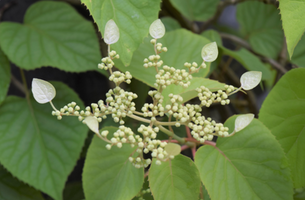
[162,77,225,106]
[0,82,88,200]
[0,166,44,200]
[160,17,181,32]
[195,117,293,200]
[201,30,273,80]
[222,48,273,81]
[81,0,161,66]
[279,0,305,58]
[291,34,305,68]
[116,29,211,87]
[0,1,102,73]
[0,48,10,106]
[169,0,220,21]
[259,68,305,188]
[83,127,144,200]
[236,1,283,59]
[149,155,201,200]
[201,30,222,46]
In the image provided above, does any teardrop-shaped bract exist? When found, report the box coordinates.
[149,19,165,39]
[234,114,254,132]
[104,19,120,45]
[164,143,181,156]
[83,116,99,134]
[32,78,56,104]
[240,71,262,90]
[201,42,218,62]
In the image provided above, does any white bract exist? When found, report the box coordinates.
[240,71,262,90]
[164,143,181,156]
[201,42,218,62]
[149,19,165,39]
[83,116,99,134]
[234,114,254,132]
[104,19,119,45]
[32,78,56,104]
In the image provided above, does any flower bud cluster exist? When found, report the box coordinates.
[150,39,168,53]
[52,101,85,120]
[109,71,132,85]
[184,61,206,74]
[105,86,137,125]
[137,125,172,165]
[196,86,232,107]
[98,51,119,70]
[188,117,229,143]
[154,65,192,89]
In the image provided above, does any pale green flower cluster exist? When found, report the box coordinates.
[35,19,261,168]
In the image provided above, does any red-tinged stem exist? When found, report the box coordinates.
[185,124,192,138]
[162,139,179,143]
[192,147,196,158]
[144,170,149,178]
[181,145,190,151]
[203,141,216,147]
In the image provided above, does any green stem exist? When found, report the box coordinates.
[228,86,242,96]
[49,101,59,111]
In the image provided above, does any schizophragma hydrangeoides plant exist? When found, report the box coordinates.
[32,19,262,198]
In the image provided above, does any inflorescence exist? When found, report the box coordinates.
[46,19,257,168]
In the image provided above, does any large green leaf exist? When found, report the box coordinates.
[202,30,273,80]
[259,68,305,188]
[161,77,225,106]
[83,127,144,200]
[0,166,44,200]
[195,117,293,200]
[291,34,305,68]
[0,1,102,73]
[81,0,161,66]
[236,1,283,59]
[149,155,201,200]
[0,82,88,200]
[0,48,10,105]
[169,0,220,21]
[116,29,211,87]
[279,0,305,58]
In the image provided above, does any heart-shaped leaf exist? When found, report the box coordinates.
[32,78,56,104]
[240,71,262,90]
[149,19,165,39]
[80,0,161,66]
[195,117,293,200]
[83,127,144,200]
[104,19,120,45]
[259,68,305,188]
[83,116,99,135]
[0,1,102,73]
[149,155,201,200]
[0,82,88,200]
[201,42,218,62]
[164,143,181,156]
[234,114,254,132]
